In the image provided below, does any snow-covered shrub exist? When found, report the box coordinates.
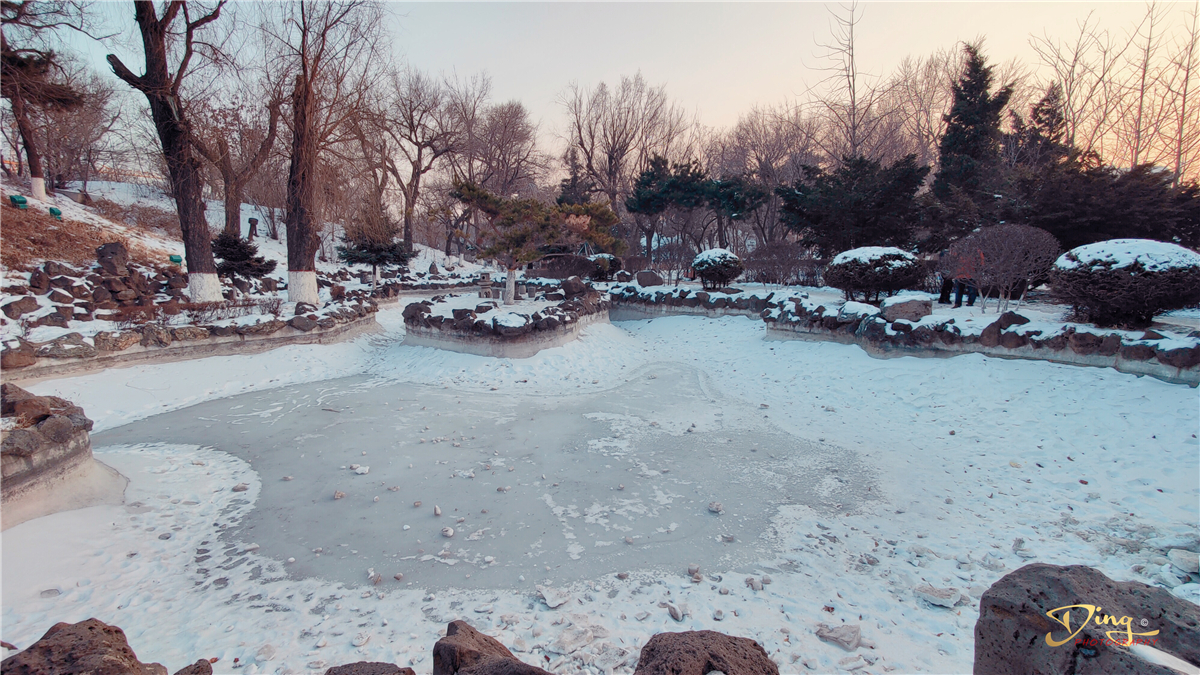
[824,246,925,303]
[588,253,623,281]
[692,248,744,290]
[1051,238,1200,328]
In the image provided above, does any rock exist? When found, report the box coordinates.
[979,320,1003,348]
[880,296,931,323]
[974,563,1200,675]
[237,319,286,336]
[561,276,588,299]
[140,325,173,348]
[708,502,724,514]
[296,302,319,316]
[632,630,778,675]
[402,302,432,323]
[615,271,632,282]
[998,331,1028,349]
[536,585,571,609]
[172,660,213,675]
[914,583,961,608]
[996,311,1031,330]
[0,618,167,675]
[2,296,40,319]
[1168,549,1200,574]
[35,332,97,359]
[635,270,664,287]
[48,289,75,304]
[745,577,763,591]
[1120,343,1157,361]
[33,312,69,328]
[1,343,37,369]
[232,483,249,492]
[324,663,415,675]
[330,284,346,301]
[815,623,861,651]
[1156,344,1200,369]
[442,527,455,538]
[548,625,594,654]
[288,315,318,332]
[28,269,50,293]
[96,243,130,276]
[1068,331,1103,356]
[169,326,209,341]
[433,620,551,675]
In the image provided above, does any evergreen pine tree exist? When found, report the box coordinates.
[557,148,595,206]
[211,232,277,283]
[933,44,1013,201]
[336,206,414,287]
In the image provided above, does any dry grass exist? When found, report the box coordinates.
[1,201,167,272]
[92,198,182,239]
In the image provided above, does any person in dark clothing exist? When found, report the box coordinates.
[937,249,953,304]
[953,279,978,308]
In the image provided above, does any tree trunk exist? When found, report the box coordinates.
[504,268,516,305]
[106,2,220,301]
[222,176,245,237]
[285,73,321,305]
[10,94,46,201]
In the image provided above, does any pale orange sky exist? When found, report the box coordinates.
[385,2,1182,136]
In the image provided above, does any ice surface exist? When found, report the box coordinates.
[93,362,875,590]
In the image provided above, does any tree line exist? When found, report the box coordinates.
[2,0,1198,303]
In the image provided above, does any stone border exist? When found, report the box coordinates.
[404,310,608,358]
[4,315,380,384]
[765,321,1199,386]
[1,385,127,530]
[609,287,1199,386]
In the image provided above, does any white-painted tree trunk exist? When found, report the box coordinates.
[30,177,47,202]
[288,270,320,305]
[187,272,223,303]
[504,269,516,305]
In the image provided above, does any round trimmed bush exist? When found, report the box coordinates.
[824,246,925,303]
[1050,238,1200,328]
[588,253,623,281]
[692,248,744,290]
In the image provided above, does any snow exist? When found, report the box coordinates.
[830,246,915,267]
[692,248,739,267]
[880,292,934,308]
[1054,238,1200,273]
[492,312,529,328]
[4,301,1196,674]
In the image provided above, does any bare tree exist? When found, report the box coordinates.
[949,223,1060,313]
[107,0,227,302]
[36,61,121,194]
[1165,1,1200,184]
[190,88,282,237]
[379,67,461,253]
[808,1,900,164]
[266,0,381,304]
[559,72,691,245]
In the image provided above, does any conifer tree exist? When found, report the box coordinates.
[933,44,1013,201]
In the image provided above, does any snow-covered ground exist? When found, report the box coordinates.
[4,302,1197,674]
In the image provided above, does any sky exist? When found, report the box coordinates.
[378,2,1177,138]
[70,2,1187,148]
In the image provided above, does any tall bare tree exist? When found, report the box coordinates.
[108,0,226,302]
[380,67,461,253]
[266,0,381,304]
[1166,1,1200,184]
[36,61,121,194]
[190,89,282,237]
[559,72,691,246]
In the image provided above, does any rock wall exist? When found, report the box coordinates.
[1,384,126,530]
[3,314,379,384]
[765,301,1200,386]
[402,282,611,359]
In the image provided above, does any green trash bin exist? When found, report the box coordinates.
[9,195,27,209]
[48,206,62,221]
[169,254,183,265]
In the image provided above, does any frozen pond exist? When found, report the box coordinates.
[93,362,877,590]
